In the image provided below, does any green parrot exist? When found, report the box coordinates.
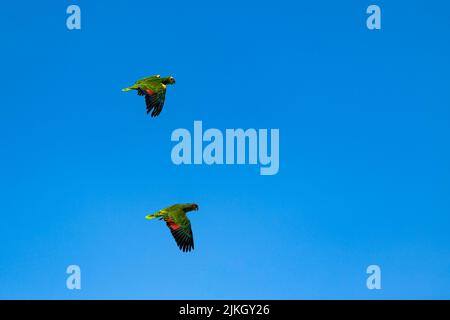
[145,203,198,252]
[122,75,176,117]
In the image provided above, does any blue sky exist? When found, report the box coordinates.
[0,0,449,299]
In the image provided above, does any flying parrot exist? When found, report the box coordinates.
[145,203,198,252]
[122,75,176,117]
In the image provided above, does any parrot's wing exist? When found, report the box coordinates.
[144,86,166,117]
[137,87,146,96]
[136,75,160,84]
[165,217,194,252]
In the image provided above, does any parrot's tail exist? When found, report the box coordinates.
[121,87,133,92]
[145,212,164,220]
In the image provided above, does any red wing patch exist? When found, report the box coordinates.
[145,88,155,95]
[166,218,181,231]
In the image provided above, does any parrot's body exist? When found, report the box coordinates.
[145,203,198,252]
[122,75,176,117]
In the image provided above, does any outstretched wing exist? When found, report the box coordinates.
[165,218,194,252]
[144,87,166,117]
